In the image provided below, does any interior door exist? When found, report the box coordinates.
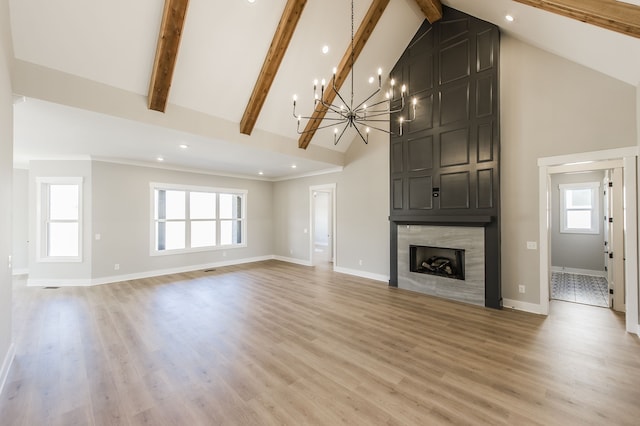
[604,171,613,307]
[610,167,625,312]
[312,190,332,265]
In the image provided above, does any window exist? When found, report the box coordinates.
[37,177,83,262]
[151,183,246,255]
[559,182,600,234]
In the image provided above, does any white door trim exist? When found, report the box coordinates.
[538,146,638,335]
[309,184,337,267]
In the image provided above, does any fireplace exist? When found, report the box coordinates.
[410,245,465,280]
[397,225,485,306]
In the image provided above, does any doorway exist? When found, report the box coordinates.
[548,168,622,309]
[309,184,336,267]
[538,147,638,335]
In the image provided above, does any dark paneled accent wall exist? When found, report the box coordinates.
[389,7,501,308]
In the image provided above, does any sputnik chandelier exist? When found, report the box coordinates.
[292,0,416,145]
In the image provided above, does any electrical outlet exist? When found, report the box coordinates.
[358,259,363,266]
[95,233,101,240]
[526,241,537,250]
[114,264,120,271]
[518,285,525,294]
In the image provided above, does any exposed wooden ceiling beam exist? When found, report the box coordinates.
[148,0,190,112]
[240,0,308,135]
[514,0,640,39]
[414,0,443,23]
[298,0,390,149]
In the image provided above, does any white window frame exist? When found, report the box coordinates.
[150,183,247,256]
[36,177,84,263]
[559,182,600,234]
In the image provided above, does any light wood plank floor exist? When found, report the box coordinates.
[1,260,639,425]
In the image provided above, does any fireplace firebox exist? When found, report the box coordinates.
[409,245,465,281]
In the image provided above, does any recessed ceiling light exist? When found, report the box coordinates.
[157,156,164,162]
[291,164,297,169]
[505,14,515,22]
[322,45,329,54]
[248,0,256,3]
[179,144,189,149]
[258,171,264,175]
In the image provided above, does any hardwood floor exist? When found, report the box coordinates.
[1,260,639,425]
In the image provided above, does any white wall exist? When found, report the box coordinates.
[550,171,605,272]
[500,35,637,305]
[11,168,28,274]
[273,129,390,280]
[0,0,14,394]
[91,161,274,281]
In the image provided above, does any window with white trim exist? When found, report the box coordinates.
[37,177,83,262]
[559,182,600,234]
[151,183,246,254]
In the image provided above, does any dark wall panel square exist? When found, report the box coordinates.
[476,76,493,118]
[440,128,469,167]
[408,135,433,171]
[409,55,434,94]
[439,39,470,85]
[477,29,494,72]
[439,18,469,45]
[409,176,433,210]
[408,93,434,133]
[393,179,403,210]
[477,169,493,208]
[440,172,470,209]
[477,122,493,162]
[440,83,469,126]
[391,141,404,173]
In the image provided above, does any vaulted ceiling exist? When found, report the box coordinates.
[9,0,640,179]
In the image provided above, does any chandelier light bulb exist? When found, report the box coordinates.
[401,84,406,93]
[385,92,390,99]
[293,94,297,102]
[378,68,382,75]
[366,127,370,133]
[333,67,337,75]
[390,79,395,86]
[334,128,338,134]
[413,98,417,105]
[368,76,374,84]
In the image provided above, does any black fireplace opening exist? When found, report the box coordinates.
[410,245,465,280]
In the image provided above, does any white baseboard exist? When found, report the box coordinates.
[551,266,606,277]
[27,255,276,287]
[503,298,547,315]
[0,343,16,397]
[273,256,313,267]
[333,266,389,283]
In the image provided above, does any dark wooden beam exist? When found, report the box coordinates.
[514,0,640,39]
[240,0,308,135]
[148,0,190,112]
[298,0,390,149]
[414,0,443,23]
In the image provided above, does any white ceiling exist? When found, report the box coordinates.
[8,0,640,179]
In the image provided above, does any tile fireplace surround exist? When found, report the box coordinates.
[397,225,485,306]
